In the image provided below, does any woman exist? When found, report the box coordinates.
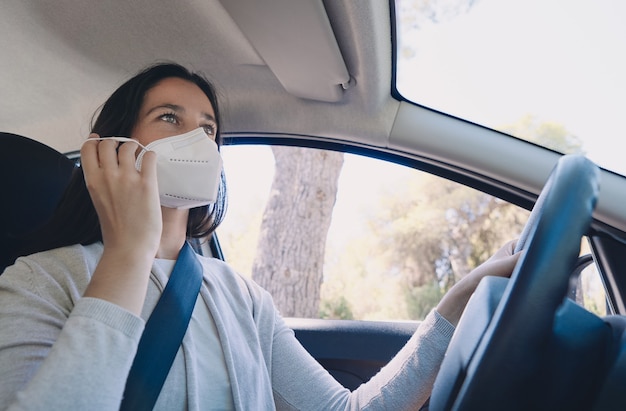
[0,62,519,410]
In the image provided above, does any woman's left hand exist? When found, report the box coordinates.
[436,240,520,326]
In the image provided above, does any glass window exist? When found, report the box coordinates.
[571,240,608,316]
[576,262,608,316]
[394,0,626,177]
[217,145,531,320]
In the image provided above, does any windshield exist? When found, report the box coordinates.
[394,0,626,176]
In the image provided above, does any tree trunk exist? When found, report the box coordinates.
[251,146,344,318]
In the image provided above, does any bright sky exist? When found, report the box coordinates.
[396,0,626,175]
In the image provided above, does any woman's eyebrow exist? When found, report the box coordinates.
[146,103,183,116]
[202,112,217,123]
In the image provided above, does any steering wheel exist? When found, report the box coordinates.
[429,154,601,411]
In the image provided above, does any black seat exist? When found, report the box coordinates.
[0,132,75,273]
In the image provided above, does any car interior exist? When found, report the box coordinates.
[2,0,626,409]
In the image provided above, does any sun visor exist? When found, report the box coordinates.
[221,0,351,102]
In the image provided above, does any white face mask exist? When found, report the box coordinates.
[86,127,223,209]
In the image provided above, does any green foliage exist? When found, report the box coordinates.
[405,281,444,320]
[374,176,527,280]
[319,296,354,320]
[363,174,530,317]
[319,168,530,321]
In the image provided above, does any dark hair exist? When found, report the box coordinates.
[21,62,228,255]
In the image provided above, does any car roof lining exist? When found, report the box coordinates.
[0,0,399,153]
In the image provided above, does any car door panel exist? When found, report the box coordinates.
[285,318,418,390]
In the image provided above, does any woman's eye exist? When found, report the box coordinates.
[159,113,178,124]
[203,124,217,136]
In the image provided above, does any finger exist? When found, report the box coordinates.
[80,137,101,180]
[117,140,141,171]
[140,150,158,181]
[487,252,521,278]
[488,239,519,261]
[97,139,121,169]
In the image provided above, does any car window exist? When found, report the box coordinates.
[574,242,608,316]
[218,144,602,321]
[394,0,626,177]
[577,264,608,316]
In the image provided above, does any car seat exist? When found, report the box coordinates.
[0,132,75,273]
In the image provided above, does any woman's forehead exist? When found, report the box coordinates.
[143,77,216,118]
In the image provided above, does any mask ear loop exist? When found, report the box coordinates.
[82,137,150,170]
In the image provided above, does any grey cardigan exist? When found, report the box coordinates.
[0,243,455,410]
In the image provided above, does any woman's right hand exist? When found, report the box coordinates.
[81,135,161,254]
[80,135,162,315]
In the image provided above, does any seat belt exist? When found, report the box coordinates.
[120,241,203,411]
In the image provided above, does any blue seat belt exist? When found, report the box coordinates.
[120,241,203,411]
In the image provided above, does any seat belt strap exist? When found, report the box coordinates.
[120,241,203,411]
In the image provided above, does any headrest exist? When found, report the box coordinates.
[0,132,75,272]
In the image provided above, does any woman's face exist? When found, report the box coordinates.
[131,77,218,147]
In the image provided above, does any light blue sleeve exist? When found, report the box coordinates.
[0,254,144,411]
[270,309,455,410]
